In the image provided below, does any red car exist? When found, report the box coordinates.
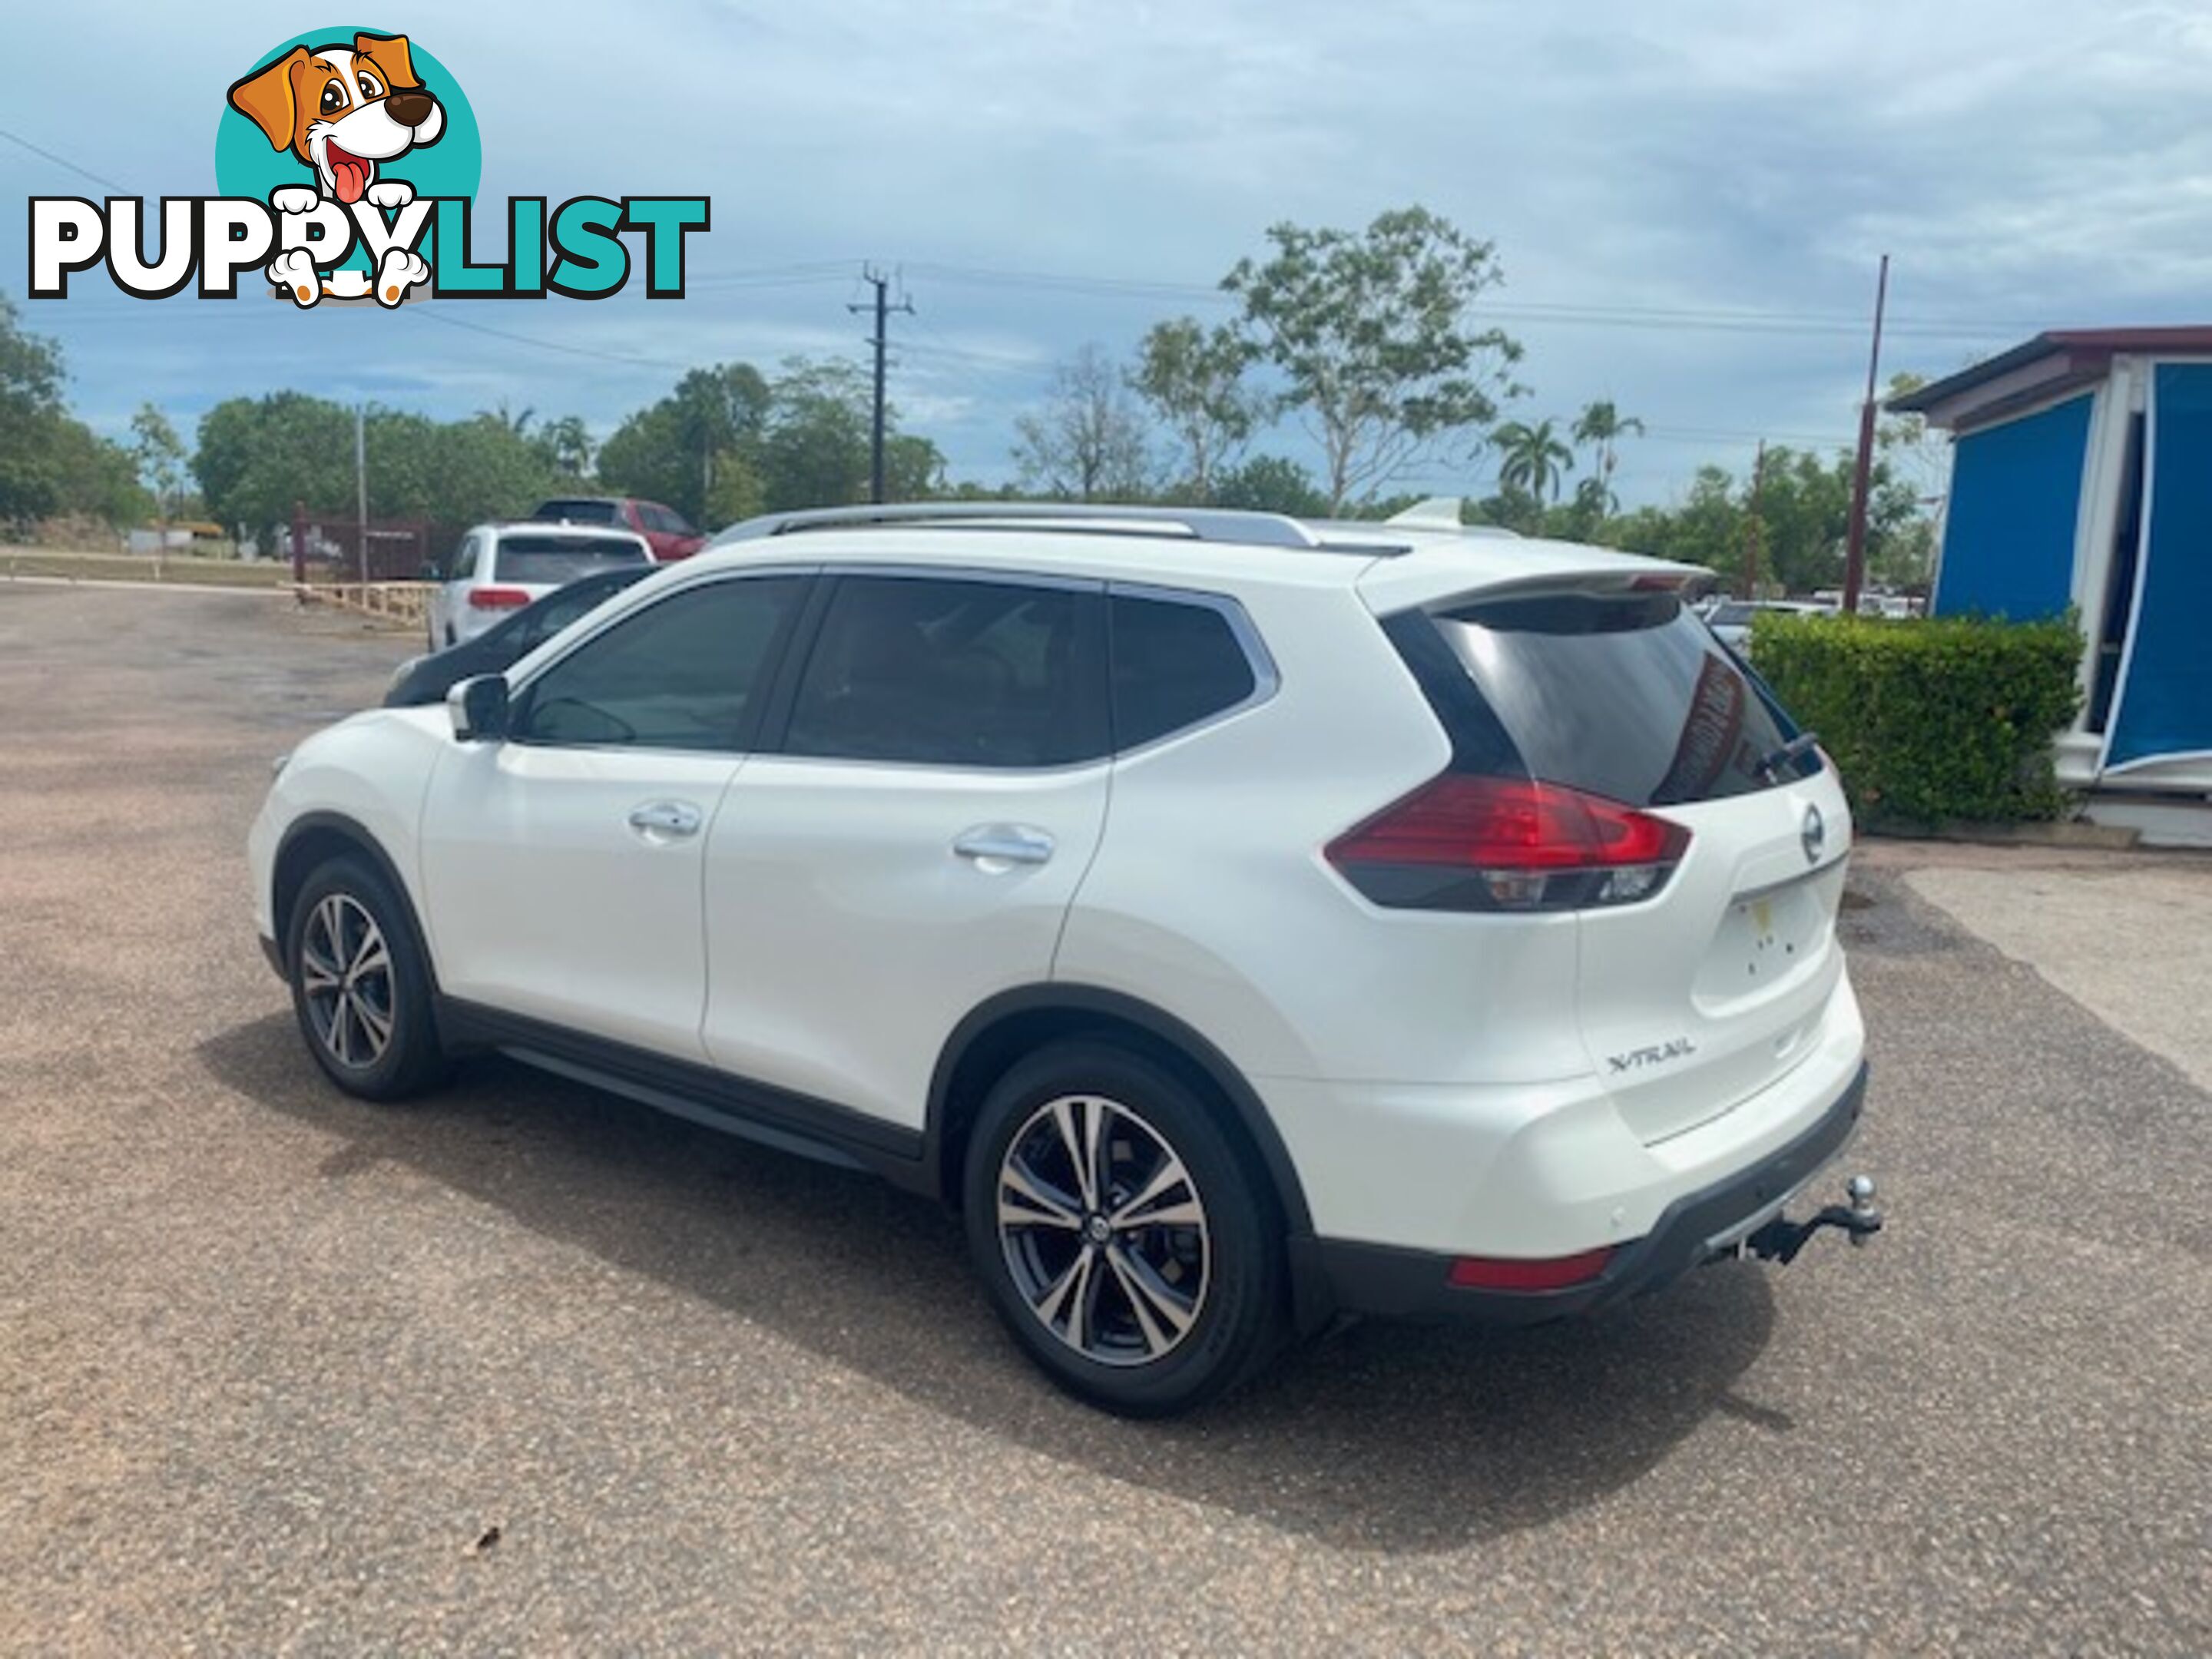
[530,495,706,561]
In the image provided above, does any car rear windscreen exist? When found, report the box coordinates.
[495,535,649,584]
[536,500,621,525]
[1406,589,1816,806]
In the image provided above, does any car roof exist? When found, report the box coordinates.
[478,520,648,540]
[690,507,1690,611]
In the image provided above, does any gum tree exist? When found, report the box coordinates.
[1222,207,1523,513]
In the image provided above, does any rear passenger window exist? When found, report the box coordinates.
[783,577,1105,767]
[1110,594,1259,749]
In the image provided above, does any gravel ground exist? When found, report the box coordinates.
[1898,852,2212,1091]
[2,584,2207,1655]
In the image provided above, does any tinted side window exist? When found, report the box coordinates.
[1110,595,1259,749]
[516,576,805,751]
[512,571,638,649]
[451,535,478,580]
[644,504,693,535]
[783,576,1104,767]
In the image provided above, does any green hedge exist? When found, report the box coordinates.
[1749,612,2084,826]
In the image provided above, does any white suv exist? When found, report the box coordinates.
[251,502,1876,1415]
[426,522,654,650]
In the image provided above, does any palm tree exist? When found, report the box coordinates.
[1492,418,1576,505]
[481,400,536,439]
[1571,399,1644,513]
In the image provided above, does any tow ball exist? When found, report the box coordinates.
[1740,1175,1884,1266]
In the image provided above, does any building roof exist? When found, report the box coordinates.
[1892,328,2212,431]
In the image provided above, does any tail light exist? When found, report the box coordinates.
[1449,1247,1615,1292]
[1325,774,1690,912]
[468,586,533,610]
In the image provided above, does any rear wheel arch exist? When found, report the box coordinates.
[926,986,1313,1237]
[270,813,437,991]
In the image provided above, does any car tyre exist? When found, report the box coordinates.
[963,1040,1286,1416]
[285,856,445,1102]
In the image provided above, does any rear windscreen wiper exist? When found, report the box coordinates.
[1755,730,1822,783]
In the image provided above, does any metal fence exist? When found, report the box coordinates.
[290,515,466,584]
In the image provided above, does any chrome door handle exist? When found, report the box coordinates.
[628,800,703,839]
[952,825,1055,866]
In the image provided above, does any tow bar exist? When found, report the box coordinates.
[1739,1174,1884,1266]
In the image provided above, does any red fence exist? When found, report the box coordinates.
[289,512,467,584]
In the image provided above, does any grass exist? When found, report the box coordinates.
[1,548,296,589]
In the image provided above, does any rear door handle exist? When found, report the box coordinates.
[628,800,703,839]
[952,824,1055,866]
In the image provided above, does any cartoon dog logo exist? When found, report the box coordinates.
[226,31,442,306]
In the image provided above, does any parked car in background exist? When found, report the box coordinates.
[1707,598,1836,654]
[386,565,656,708]
[425,524,654,650]
[531,495,706,562]
[253,501,1875,1416]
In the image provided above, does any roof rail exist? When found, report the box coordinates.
[711,501,1336,551]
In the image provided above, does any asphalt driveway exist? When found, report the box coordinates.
[2,583,2206,1654]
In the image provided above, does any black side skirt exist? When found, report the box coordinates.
[435,998,936,1197]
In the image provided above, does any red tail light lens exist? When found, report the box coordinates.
[469,586,534,610]
[1449,1247,1615,1292]
[1326,775,1690,912]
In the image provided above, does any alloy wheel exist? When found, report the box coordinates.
[996,1094,1211,1367]
[298,892,396,1071]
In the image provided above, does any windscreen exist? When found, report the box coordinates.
[1422,590,1816,806]
[536,499,622,525]
[495,535,649,584]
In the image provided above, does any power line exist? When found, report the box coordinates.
[409,308,694,371]
[0,124,127,192]
[899,260,2045,341]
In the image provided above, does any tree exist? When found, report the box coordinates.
[1571,399,1644,515]
[598,363,773,525]
[1208,453,1330,518]
[531,415,594,480]
[1492,417,1575,505]
[886,433,948,502]
[0,295,128,530]
[0,294,65,525]
[1221,206,1523,513]
[1012,343,1153,502]
[130,404,187,525]
[757,359,874,514]
[482,399,535,438]
[194,392,356,548]
[1131,316,1261,499]
[194,392,558,549]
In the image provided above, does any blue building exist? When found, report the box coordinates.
[1894,329,2212,844]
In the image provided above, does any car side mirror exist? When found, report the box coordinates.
[420,559,444,582]
[448,674,510,742]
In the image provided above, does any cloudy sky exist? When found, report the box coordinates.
[4,0,2209,506]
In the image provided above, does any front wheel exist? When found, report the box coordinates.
[962,1041,1286,1416]
[285,855,445,1101]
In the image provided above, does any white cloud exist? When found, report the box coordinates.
[2,0,2206,498]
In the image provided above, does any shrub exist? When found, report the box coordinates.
[1750,611,2084,826]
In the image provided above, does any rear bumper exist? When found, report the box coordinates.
[1309,1060,1869,1324]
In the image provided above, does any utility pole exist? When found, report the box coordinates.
[354,403,369,587]
[849,266,913,503]
[1843,253,1890,614]
[1742,439,1767,599]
